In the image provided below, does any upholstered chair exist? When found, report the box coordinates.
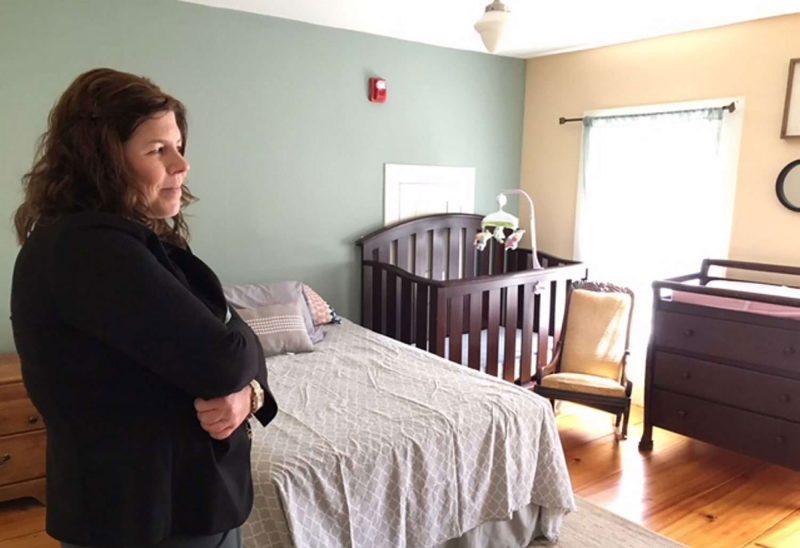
[534,281,635,439]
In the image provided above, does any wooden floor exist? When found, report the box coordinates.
[1,403,799,547]
[559,403,800,547]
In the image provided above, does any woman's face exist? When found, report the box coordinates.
[123,110,190,220]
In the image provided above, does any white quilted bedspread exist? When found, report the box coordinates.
[242,320,575,548]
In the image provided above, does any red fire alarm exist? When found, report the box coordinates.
[369,77,387,103]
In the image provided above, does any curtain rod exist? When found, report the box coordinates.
[558,101,736,125]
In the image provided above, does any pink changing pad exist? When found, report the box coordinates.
[666,280,800,319]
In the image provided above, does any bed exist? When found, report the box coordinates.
[639,259,800,470]
[357,213,587,386]
[242,319,576,547]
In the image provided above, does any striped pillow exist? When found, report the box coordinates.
[302,284,339,326]
[238,302,313,357]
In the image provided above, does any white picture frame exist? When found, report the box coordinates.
[383,164,475,226]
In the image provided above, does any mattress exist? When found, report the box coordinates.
[666,279,800,319]
[243,320,575,547]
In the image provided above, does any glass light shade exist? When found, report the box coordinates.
[474,9,509,53]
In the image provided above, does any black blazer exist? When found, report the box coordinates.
[10,212,278,547]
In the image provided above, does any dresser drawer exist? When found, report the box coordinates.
[652,351,800,421]
[0,430,46,485]
[654,311,800,373]
[650,389,800,470]
[0,383,44,436]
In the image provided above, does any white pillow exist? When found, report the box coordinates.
[223,281,323,343]
[238,302,313,356]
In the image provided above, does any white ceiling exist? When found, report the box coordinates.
[180,0,800,58]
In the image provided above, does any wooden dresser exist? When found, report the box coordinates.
[639,260,800,471]
[0,353,46,503]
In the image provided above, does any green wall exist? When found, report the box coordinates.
[0,0,526,353]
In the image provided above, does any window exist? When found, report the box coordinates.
[575,101,743,403]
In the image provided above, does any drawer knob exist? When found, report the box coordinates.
[683,329,695,337]
[776,435,786,444]
[0,454,10,466]
[681,371,692,380]
[783,346,796,356]
[27,415,39,425]
[781,394,791,403]
[677,410,687,418]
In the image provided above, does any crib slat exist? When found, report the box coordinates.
[486,288,501,377]
[447,228,460,280]
[431,287,446,357]
[551,279,567,346]
[493,240,505,275]
[416,283,429,350]
[539,253,549,268]
[464,228,477,279]
[415,231,430,277]
[362,264,373,329]
[506,249,518,272]
[467,293,482,370]
[397,236,410,272]
[536,285,551,374]
[477,247,490,276]
[448,295,463,365]
[363,248,379,319]
[386,270,397,338]
[463,290,471,336]
[400,277,412,344]
[519,283,535,386]
[518,250,528,271]
[432,229,446,280]
[503,286,518,383]
[372,265,384,334]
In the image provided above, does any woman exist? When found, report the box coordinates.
[10,68,277,548]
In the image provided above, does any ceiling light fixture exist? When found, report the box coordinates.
[474,0,510,54]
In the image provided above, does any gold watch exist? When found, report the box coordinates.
[249,380,265,414]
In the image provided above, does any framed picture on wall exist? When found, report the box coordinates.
[383,164,475,225]
[781,58,800,139]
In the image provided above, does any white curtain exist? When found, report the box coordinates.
[576,107,731,402]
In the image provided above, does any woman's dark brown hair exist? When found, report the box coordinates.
[14,67,196,246]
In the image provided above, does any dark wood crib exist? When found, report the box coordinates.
[357,213,587,386]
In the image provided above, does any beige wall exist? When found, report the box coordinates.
[521,14,800,266]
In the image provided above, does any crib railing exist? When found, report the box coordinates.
[361,255,586,385]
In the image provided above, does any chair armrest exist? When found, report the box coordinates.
[624,378,633,397]
[536,347,561,382]
[620,349,632,391]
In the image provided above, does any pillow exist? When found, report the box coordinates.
[302,284,341,326]
[238,302,313,357]
[223,281,323,343]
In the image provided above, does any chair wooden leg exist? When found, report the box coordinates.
[620,402,631,440]
[615,413,622,428]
